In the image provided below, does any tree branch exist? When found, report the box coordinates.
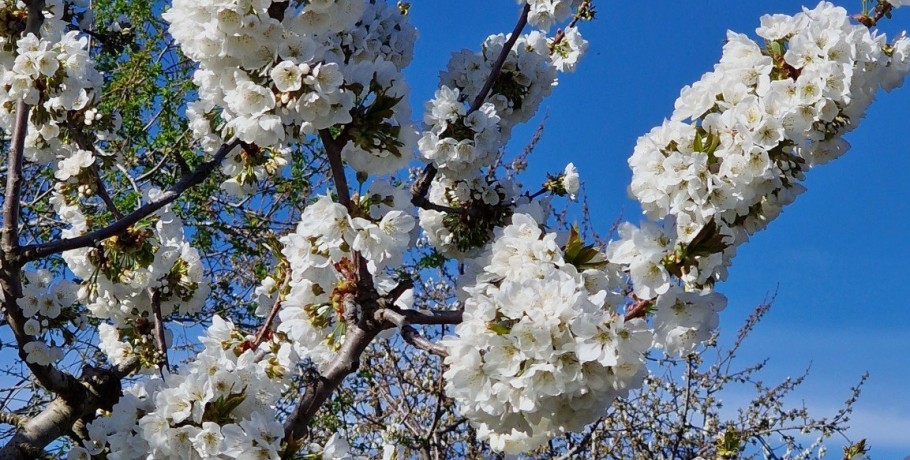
[0,0,79,396]
[469,3,531,113]
[0,365,123,460]
[377,309,448,357]
[399,308,463,326]
[19,139,241,261]
[282,4,529,452]
[252,275,290,349]
[0,0,43,256]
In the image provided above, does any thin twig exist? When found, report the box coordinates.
[410,3,532,211]
[252,275,291,348]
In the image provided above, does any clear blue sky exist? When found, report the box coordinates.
[406,1,910,457]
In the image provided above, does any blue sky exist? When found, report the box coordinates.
[406,1,910,457]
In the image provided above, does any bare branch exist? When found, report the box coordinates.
[1,0,44,255]
[252,275,290,349]
[399,308,463,326]
[0,0,80,396]
[377,309,448,357]
[318,130,351,208]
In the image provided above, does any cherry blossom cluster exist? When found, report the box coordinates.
[521,0,583,30]
[417,27,587,258]
[418,32,557,181]
[442,213,652,454]
[18,269,79,365]
[275,185,415,371]
[0,1,114,170]
[55,189,208,369]
[614,2,910,354]
[78,316,297,459]
[167,0,420,193]
[604,219,730,355]
[632,2,910,247]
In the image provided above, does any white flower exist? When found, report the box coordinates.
[23,341,61,366]
[270,60,305,93]
[23,318,42,336]
[55,150,94,181]
[562,163,579,199]
[322,432,352,459]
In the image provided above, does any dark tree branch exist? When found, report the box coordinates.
[0,0,79,396]
[0,365,124,460]
[148,288,169,372]
[469,3,531,113]
[19,139,241,261]
[90,165,123,219]
[399,308,463,326]
[318,130,352,208]
[411,195,472,215]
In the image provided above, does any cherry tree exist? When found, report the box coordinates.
[0,0,907,458]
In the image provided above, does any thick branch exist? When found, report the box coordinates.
[0,365,123,460]
[282,324,379,448]
[19,139,240,261]
[0,0,77,396]
[0,0,43,255]
[399,308,463,326]
[0,398,74,460]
